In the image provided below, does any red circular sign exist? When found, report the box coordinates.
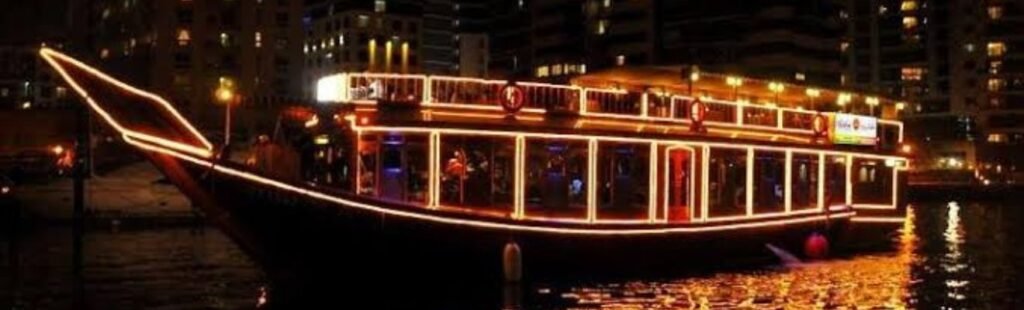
[812,113,828,136]
[689,99,706,123]
[500,84,525,114]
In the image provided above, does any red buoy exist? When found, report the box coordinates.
[804,232,829,260]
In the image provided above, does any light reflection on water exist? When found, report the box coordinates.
[528,202,1024,309]
[3,201,1024,309]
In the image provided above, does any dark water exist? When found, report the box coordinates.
[3,201,1024,309]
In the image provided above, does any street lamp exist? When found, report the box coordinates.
[725,76,743,100]
[836,92,852,112]
[865,96,879,116]
[805,88,821,110]
[215,77,238,146]
[768,81,784,105]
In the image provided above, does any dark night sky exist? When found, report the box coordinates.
[0,0,72,44]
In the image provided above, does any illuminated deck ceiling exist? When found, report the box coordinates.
[572,66,904,118]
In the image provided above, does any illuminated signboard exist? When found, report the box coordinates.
[831,113,877,145]
[316,74,345,103]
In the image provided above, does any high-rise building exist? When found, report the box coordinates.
[489,0,843,87]
[845,0,1024,174]
[89,0,305,131]
[658,0,844,86]
[303,0,423,98]
[421,0,491,76]
[0,0,75,110]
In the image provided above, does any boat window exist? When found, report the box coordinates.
[852,158,893,205]
[524,139,589,220]
[358,134,429,204]
[596,142,650,221]
[791,153,820,210]
[439,135,515,214]
[707,148,748,218]
[753,150,785,214]
[824,155,848,207]
[357,134,378,196]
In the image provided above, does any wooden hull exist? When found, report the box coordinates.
[144,149,899,281]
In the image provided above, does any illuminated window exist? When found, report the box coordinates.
[176,29,191,46]
[795,72,806,81]
[964,43,975,53]
[989,60,1002,74]
[552,64,563,75]
[902,16,918,29]
[99,48,110,59]
[988,5,1003,20]
[988,42,1006,57]
[900,0,917,11]
[357,15,369,28]
[596,19,608,35]
[840,41,849,52]
[988,78,1005,91]
[374,0,386,13]
[535,65,549,78]
[615,55,625,66]
[579,64,587,74]
[338,34,345,46]
[219,32,231,47]
[603,0,611,8]
[879,5,888,14]
[901,67,924,81]
[254,31,262,48]
[988,133,1006,143]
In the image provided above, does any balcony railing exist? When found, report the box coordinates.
[323,72,904,144]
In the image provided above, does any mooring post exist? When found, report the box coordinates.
[502,241,521,283]
[72,102,89,309]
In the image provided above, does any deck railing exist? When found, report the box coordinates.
[323,72,903,143]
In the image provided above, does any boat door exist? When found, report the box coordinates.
[379,135,405,201]
[665,146,694,222]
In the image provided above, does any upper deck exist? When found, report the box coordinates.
[315,68,905,154]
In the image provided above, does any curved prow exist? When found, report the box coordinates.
[39,48,214,158]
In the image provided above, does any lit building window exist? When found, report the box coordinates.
[176,29,191,46]
[375,0,386,13]
[535,65,549,78]
[255,31,262,48]
[603,0,611,8]
[901,67,924,81]
[988,133,1006,143]
[357,15,369,28]
[596,19,608,35]
[987,42,1007,57]
[840,41,849,52]
[552,64,564,75]
[964,43,975,53]
[902,16,918,29]
[615,55,625,66]
[795,72,806,81]
[220,32,231,47]
[989,60,1002,74]
[579,64,587,74]
[879,5,888,14]
[100,48,110,59]
[988,78,1005,91]
[900,0,917,11]
[338,34,345,46]
[988,5,1003,20]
